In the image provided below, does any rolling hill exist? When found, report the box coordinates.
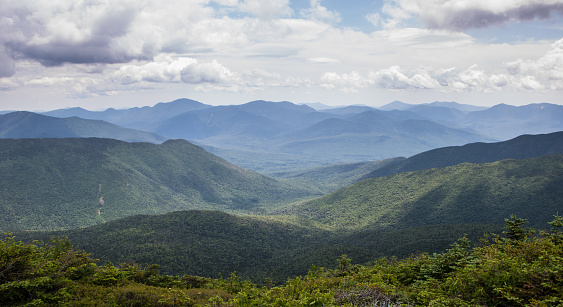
[278,154,563,232]
[271,158,405,193]
[0,111,168,143]
[0,138,316,231]
[14,153,561,283]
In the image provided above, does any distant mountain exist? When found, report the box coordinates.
[0,111,168,143]
[0,138,316,231]
[279,154,563,232]
[363,131,563,179]
[43,98,211,131]
[302,102,342,110]
[378,100,413,111]
[427,101,487,112]
[154,104,287,140]
[404,105,466,123]
[153,100,322,144]
[276,110,493,162]
[32,99,563,173]
[321,105,377,115]
[461,103,563,139]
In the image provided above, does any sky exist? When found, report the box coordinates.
[0,0,562,111]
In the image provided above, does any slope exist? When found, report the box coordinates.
[363,131,563,179]
[0,138,316,231]
[14,210,501,284]
[271,158,405,193]
[278,154,563,232]
[0,111,168,143]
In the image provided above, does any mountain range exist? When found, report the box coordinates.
[28,99,563,173]
[0,111,167,143]
[14,152,562,282]
[4,130,561,233]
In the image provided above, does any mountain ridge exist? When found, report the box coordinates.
[0,111,168,143]
[0,137,316,231]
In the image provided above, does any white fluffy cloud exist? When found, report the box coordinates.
[238,0,293,19]
[321,38,563,93]
[374,0,563,30]
[300,0,341,23]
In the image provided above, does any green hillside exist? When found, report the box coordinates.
[271,158,405,193]
[14,210,500,284]
[0,138,316,231]
[277,154,563,231]
[13,154,562,284]
[4,216,562,306]
[364,131,563,179]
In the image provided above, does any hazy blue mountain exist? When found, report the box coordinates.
[405,105,467,123]
[0,111,168,143]
[30,99,563,173]
[43,98,211,131]
[270,110,492,167]
[461,103,563,139]
[321,105,378,115]
[427,101,487,112]
[302,102,342,110]
[363,131,563,179]
[378,100,414,110]
[154,105,286,140]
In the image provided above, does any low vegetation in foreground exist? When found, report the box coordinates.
[2,215,562,306]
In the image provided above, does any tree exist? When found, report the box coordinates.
[502,215,529,241]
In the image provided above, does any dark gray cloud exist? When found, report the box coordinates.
[0,4,154,73]
[424,3,563,31]
[10,8,149,67]
[0,46,15,77]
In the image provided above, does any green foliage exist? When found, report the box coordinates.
[503,215,532,241]
[277,154,563,232]
[0,234,96,306]
[3,214,563,306]
[0,138,317,231]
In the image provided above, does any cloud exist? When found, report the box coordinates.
[321,37,563,92]
[114,56,198,84]
[301,0,341,23]
[0,78,18,90]
[181,60,238,84]
[0,46,16,77]
[3,1,149,67]
[238,0,293,19]
[376,0,563,30]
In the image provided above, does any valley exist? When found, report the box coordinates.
[1,99,563,305]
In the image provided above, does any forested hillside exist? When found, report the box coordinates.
[363,131,563,179]
[278,154,563,231]
[5,214,563,306]
[13,154,563,284]
[0,138,316,231]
